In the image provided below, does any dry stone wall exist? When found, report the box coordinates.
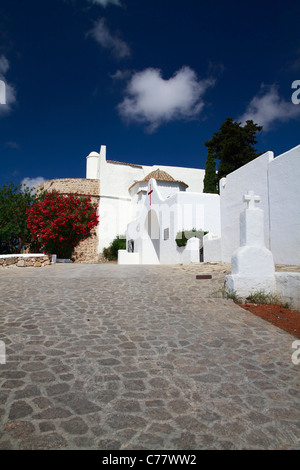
[36,178,100,263]
[37,178,100,197]
[0,255,51,268]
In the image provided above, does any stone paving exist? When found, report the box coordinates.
[0,262,299,450]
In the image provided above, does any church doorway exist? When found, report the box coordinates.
[140,210,160,264]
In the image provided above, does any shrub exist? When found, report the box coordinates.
[26,190,98,259]
[103,235,126,260]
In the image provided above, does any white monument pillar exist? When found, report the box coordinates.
[225,190,276,297]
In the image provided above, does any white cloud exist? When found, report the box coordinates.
[89,18,131,59]
[0,55,17,115]
[21,177,47,191]
[87,0,121,6]
[117,66,215,132]
[239,84,300,131]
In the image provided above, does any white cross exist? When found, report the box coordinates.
[243,190,260,209]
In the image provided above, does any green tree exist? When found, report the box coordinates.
[0,182,38,254]
[203,146,217,193]
[205,118,263,189]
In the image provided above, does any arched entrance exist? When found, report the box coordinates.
[140,210,160,264]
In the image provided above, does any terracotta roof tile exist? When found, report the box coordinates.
[107,160,143,169]
[129,168,188,190]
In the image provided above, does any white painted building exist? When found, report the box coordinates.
[85,143,300,266]
[86,145,218,264]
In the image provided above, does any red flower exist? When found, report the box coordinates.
[26,190,98,258]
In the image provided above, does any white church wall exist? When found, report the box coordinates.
[176,237,201,264]
[268,145,300,265]
[203,233,222,262]
[153,181,185,200]
[157,192,220,264]
[99,158,144,199]
[220,151,274,263]
[98,197,132,252]
[97,146,144,252]
[173,192,220,236]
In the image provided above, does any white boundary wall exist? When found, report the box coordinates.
[220,145,300,265]
[268,145,300,265]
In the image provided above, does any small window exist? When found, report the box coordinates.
[164,228,169,240]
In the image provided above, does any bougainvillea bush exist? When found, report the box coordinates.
[26,190,98,259]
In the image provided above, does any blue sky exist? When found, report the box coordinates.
[0,0,300,189]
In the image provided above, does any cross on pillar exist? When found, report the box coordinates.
[148,184,153,206]
[243,190,260,209]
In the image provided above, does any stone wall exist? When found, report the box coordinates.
[72,230,99,263]
[37,178,100,197]
[36,178,100,263]
[0,255,51,268]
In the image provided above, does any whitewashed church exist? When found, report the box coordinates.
[84,143,300,267]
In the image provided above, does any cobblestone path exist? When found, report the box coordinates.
[0,263,299,450]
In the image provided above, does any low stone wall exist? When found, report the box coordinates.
[0,254,51,268]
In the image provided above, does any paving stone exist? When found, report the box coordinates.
[32,397,53,409]
[34,407,72,419]
[46,383,70,396]
[2,380,25,389]
[114,399,142,412]
[97,439,121,450]
[171,431,198,449]
[5,420,35,437]
[57,395,102,415]
[60,417,88,435]
[0,263,299,450]
[39,422,56,432]
[106,413,147,430]
[124,379,146,391]
[30,371,56,383]
[8,401,33,420]
[20,432,68,450]
[15,385,41,399]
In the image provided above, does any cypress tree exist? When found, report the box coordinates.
[203,147,218,193]
[205,117,263,186]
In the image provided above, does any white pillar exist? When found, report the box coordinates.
[86,151,100,179]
